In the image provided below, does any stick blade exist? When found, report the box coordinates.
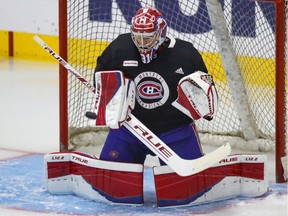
[179,142,231,176]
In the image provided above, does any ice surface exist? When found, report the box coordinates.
[0,58,287,216]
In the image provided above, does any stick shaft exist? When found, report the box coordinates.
[33,36,96,94]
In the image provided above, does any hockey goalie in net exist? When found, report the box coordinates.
[44,7,268,208]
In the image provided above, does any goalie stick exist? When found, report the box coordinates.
[33,35,231,176]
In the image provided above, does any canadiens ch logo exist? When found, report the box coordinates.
[138,81,162,99]
[134,71,169,109]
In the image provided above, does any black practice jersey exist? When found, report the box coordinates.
[95,33,208,134]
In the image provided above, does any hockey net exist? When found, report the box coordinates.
[59,0,287,182]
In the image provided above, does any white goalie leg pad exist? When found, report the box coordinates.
[173,71,218,120]
[153,154,268,208]
[94,70,135,129]
[44,153,73,194]
[44,152,144,205]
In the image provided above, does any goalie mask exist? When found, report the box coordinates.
[131,7,167,64]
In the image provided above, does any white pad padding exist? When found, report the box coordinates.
[173,71,218,120]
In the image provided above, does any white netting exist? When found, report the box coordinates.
[64,0,286,157]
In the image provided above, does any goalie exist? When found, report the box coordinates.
[45,7,268,207]
[92,7,218,204]
[93,7,216,166]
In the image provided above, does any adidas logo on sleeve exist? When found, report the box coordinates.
[175,67,184,74]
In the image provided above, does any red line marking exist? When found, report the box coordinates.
[0,147,43,161]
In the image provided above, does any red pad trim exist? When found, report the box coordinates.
[154,162,264,206]
[96,71,123,125]
[47,161,71,179]
[71,162,143,198]
[177,82,201,120]
[46,152,144,202]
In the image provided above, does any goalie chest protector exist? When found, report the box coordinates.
[95,33,208,134]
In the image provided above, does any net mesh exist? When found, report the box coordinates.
[65,0,286,154]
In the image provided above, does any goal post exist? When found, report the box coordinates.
[59,0,68,152]
[58,0,287,183]
[273,0,287,184]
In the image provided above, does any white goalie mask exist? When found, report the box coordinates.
[131,7,167,64]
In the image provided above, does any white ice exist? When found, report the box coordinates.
[0,58,287,216]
